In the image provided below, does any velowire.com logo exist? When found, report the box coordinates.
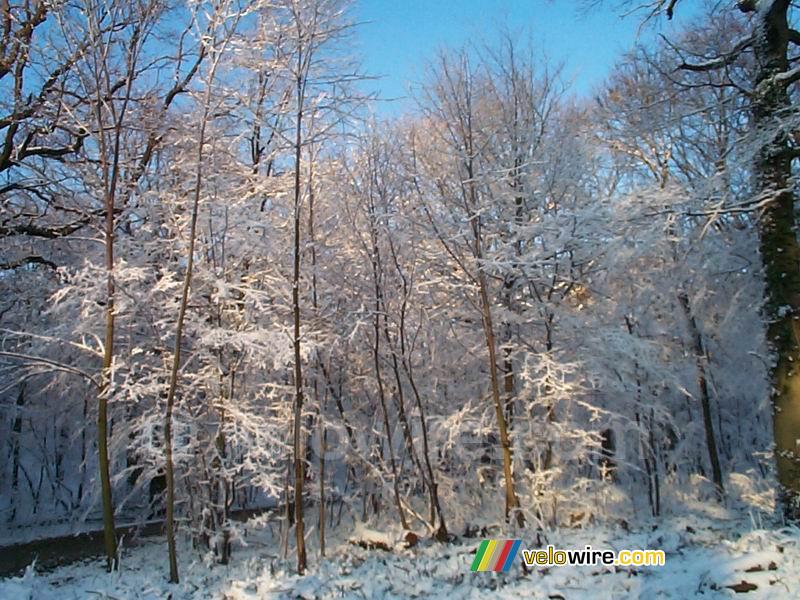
[469,539,522,572]
[470,540,666,571]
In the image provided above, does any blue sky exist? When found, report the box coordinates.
[352,0,702,114]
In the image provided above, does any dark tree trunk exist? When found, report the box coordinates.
[745,0,800,517]
[677,292,724,499]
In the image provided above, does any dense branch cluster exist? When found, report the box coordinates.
[1,0,797,580]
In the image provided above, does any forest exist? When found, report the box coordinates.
[2,0,800,598]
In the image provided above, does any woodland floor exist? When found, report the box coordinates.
[0,509,798,599]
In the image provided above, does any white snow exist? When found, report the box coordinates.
[1,515,798,599]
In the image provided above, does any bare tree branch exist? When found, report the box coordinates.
[677,34,753,72]
[0,351,100,389]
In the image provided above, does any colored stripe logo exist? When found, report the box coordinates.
[470,539,521,572]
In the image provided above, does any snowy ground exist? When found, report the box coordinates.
[1,513,798,599]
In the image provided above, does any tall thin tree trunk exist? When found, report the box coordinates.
[92,16,141,569]
[161,35,224,583]
[96,94,119,572]
[501,155,525,433]
[625,316,659,516]
[404,355,448,538]
[385,232,448,538]
[77,396,87,509]
[98,312,117,571]
[369,194,427,527]
[677,292,724,498]
[214,373,232,564]
[503,340,514,429]
[477,271,523,527]
[291,62,308,575]
[648,410,661,517]
[307,154,326,558]
[9,384,24,523]
[370,248,409,530]
[460,98,524,526]
[318,415,326,557]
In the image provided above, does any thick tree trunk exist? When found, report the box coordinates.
[746,0,800,516]
[666,0,800,516]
